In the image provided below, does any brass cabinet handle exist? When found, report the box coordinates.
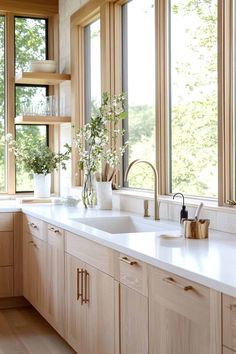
[229,304,236,311]
[28,222,38,229]
[119,256,137,266]
[48,226,60,233]
[28,240,34,244]
[33,242,38,249]
[83,270,89,304]
[77,268,83,301]
[163,277,193,291]
[76,268,89,305]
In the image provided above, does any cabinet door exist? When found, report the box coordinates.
[23,233,46,314]
[86,263,116,354]
[149,267,221,354]
[45,225,65,336]
[223,347,235,354]
[65,253,87,354]
[120,284,148,354]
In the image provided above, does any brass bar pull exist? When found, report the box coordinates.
[28,222,38,229]
[119,256,137,266]
[83,270,89,304]
[229,304,236,311]
[48,226,60,233]
[80,269,84,305]
[163,277,193,291]
[77,268,83,301]
[28,240,34,244]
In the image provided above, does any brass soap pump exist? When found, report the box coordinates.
[173,192,188,223]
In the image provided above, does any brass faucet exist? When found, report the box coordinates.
[124,159,160,220]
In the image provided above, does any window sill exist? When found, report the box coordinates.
[114,188,236,214]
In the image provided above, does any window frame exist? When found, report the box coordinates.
[0,7,58,195]
[71,0,234,206]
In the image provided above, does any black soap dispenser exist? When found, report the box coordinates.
[173,193,188,223]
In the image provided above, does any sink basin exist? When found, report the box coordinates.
[70,216,161,234]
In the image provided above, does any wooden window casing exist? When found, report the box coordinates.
[0,1,58,195]
[71,0,234,206]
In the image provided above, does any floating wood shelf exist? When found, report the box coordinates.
[15,72,71,85]
[15,115,71,125]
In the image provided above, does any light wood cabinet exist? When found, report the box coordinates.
[23,217,65,334]
[45,224,65,336]
[0,267,13,297]
[149,266,221,354]
[118,253,148,354]
[23,215,47,314]
[223,347,236,354]
[223,294,236,352]
[120,283,148,354]
[65,253,116,354]
[0,213,19,298]
[0,232,13,266]
[65,253,87,354]
[23,233,46,314]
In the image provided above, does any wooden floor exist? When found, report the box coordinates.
[0,307,76,354]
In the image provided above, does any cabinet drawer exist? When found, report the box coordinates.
[149,266,210,323]
[0,266,13,297]
[48,224,64,239]
[0,232,13,266]
[0,213,13,231]
[65,231,114,276]
[119,254,148,296]
[223,294,236,351]
[23,214,46,240]
[223,347,236,354]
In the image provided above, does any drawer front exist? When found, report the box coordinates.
[223,294,236,351]
[48,224,64,240]
[0,266,13,297]
[23,214,46,240]
[65,231,114,276]
[223,347,236,354]
[0,232,13,266]
[0,213,13,231]
[149,266,210,323]
[119,254,148,296]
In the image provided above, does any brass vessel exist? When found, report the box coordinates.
[183,219,210,239]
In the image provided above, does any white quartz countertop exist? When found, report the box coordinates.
[1,202,236,297]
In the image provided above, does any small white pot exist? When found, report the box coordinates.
[34,173,51,198]
[96,181,112,210]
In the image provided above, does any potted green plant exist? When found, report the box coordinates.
[75,92,128,209]
[5,133,71,197]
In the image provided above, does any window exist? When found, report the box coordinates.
[169,0,218,198]
[0,16,5,192]
[15,17,48,192]
[122,0,155,189]
[71,0,234,205]
[84,19,101,123]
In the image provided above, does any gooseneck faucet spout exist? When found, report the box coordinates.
[124,159,160,220]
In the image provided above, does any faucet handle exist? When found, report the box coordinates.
[144,200,150,218]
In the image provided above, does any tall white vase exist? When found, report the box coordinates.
[96,181,112,210]
[34,173,51,198]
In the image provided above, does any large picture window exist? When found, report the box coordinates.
[169,0,218,198]
[84,18,101,123]
[122,0,155,190]
[15,17,48,192]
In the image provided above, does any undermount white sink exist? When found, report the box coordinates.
[70,215,162,234]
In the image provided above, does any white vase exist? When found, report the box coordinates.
[34,173,51,198]
[96,181,112,210]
